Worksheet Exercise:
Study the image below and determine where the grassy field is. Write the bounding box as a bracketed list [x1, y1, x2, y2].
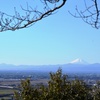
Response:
[0, 88, 14, 94]
[0, 88, 17, 100]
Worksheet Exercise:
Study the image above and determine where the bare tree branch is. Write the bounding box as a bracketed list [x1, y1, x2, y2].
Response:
[69, 0, 100, 29]
[1, 0, 100, 31]
[0, 0, 66, 32]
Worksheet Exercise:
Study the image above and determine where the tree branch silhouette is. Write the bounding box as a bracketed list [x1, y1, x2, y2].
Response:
[0, 0, 66, 32]
[69, 0, 100, 29]
[0, 0, 100, 31]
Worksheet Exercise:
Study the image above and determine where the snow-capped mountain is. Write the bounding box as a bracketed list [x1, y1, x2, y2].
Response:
[69, 58, 88, 64]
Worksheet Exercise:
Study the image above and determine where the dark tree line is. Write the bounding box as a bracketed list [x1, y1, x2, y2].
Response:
[0, 0, 100, 32]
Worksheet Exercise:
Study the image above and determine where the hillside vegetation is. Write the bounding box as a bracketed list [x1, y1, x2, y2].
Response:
[14, 69, 100, 100]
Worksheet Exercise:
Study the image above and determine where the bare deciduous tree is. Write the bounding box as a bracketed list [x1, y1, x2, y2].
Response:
[0, 0, 100, 32]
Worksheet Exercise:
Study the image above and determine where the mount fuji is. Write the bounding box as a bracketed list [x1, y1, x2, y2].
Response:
[69, 58, 88, 65]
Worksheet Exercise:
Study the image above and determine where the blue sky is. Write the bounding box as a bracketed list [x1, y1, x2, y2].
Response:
[0, 0, 100, 65]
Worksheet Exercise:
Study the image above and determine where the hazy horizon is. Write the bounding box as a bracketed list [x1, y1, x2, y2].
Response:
[0, 58, 99, 66]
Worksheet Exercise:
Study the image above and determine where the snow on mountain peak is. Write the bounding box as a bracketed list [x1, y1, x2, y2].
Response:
[70, 58, 88, 64]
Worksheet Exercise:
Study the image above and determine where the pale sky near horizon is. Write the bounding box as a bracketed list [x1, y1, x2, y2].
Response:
[0, 0, 100, 65]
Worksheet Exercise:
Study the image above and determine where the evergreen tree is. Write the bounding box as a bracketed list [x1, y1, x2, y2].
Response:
[14, 69, 100, 100]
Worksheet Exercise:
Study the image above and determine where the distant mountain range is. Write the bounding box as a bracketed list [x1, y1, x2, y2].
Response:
[0, 59, 100, 73]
